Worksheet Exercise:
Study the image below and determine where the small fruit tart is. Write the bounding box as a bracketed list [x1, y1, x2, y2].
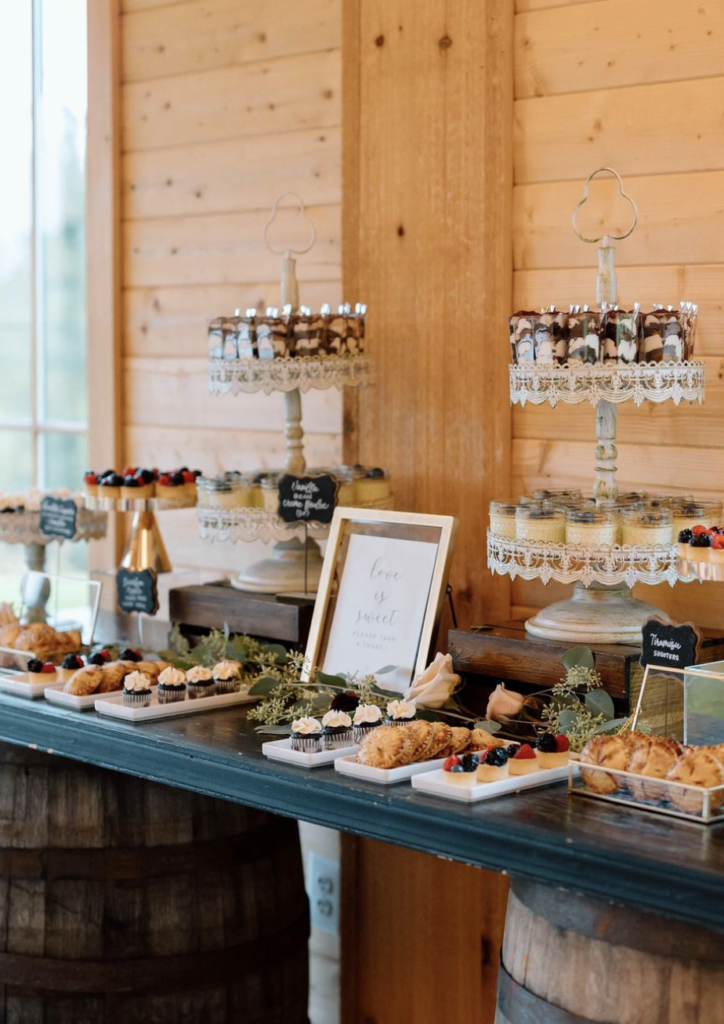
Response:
[156, 471, 187, 502]
[98, 472, 123, 500]
[508, 742, 539, 776]
[443, 752, 481, 786]
[84, 471, 99, 497]
[58, 653, 84, 684]
[24, 658, 57, 685]
[535, 732, 570, 769]
[476, 747, 510, 783]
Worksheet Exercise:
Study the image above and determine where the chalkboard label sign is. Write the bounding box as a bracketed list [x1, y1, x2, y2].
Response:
[278, 474, 339, 525]
[39, 496, 78, 540]
[641, 616, 702, 670]
[116, 568, 159, 616]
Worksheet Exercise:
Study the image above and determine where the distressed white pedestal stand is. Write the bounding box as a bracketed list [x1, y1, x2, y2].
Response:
[490, 168, 705, 643]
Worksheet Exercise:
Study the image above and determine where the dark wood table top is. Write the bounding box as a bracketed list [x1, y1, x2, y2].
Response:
[1, 690, 723, 933]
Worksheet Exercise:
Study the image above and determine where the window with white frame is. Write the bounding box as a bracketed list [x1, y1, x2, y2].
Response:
[0, 2, 88, 583]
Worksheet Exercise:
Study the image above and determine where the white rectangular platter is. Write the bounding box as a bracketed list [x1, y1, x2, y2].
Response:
[44, 686, 126, 711]
[95, 688, 257, 722]
[262, 737, 358, 768]
[0, 675, 64, 700]
[410, 763, 573, 803]
[334, 754, 447, 785]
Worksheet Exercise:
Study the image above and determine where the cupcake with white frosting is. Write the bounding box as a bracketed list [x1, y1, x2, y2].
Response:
[186, 664, 215, 699]
[291, 716, 323, 753]
[321, 709, 353, 749]
[385, 699, 417, 726]
[157, 665, 187, 704]
[212, 659, 241, 694]
[353, 703, 383, 743]
[122, 670, 153, 707]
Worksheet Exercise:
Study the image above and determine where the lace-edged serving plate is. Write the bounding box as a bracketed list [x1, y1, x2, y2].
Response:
[509, 361, 705, 408]
[0, 508, 108, 546]
[198, 495, 395, 544]
[209, 355, 374, 396]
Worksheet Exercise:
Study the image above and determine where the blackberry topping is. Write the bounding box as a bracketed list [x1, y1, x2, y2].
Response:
[100, 468, 115, 479]
[678, 529, 694, 543]
[101, 473, 123, 487]
[178, 466, 189, 473]
[27, 658, 44, 673]
[119, 648, 142, 662]
[485, 747, 509, 766]
[536, 732, 558, 753]
[61, 654, 83, 670]
[170, 471, 185, 486]
[459, 753, 480, 773]
[123, 476, 140, 488]
[691, 534, 712, 548]
[89, 652, 106, 666]
[136, 468, 155, 484]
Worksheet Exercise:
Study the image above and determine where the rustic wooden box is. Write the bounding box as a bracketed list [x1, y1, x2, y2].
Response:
[169, 581, 315, 647]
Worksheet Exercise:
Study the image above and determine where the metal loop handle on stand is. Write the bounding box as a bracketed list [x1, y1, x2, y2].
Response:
[571, 167, 638, 245]
[263, 192, 316, 257]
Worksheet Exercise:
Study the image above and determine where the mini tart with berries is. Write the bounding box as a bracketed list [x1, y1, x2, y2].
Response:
[443, 752, 481, 786]
[535, 732, 570, 769]
[23, 658, 57, 685]
[177, 467, 201, 501]
[508, 743, 539, 776]
[710, 532, 724, 564]
[677, 528, 694, 559]
[134, 468, 157, 498]
[84, 471, 99, 497]
[57, 653, 85, 684]
[476, 746, 510, 783]
[98, 472, 123, 500]
[156, 470, 187, 502]
[689, 527, 712, 563]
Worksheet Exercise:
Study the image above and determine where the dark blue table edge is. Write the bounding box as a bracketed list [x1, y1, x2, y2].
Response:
[0, 692, 722, 935]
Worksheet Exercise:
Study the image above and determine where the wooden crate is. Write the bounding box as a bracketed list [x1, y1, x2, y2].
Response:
[169, 581, 315, 647]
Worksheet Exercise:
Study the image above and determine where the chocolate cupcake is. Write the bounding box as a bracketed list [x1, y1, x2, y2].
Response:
[291, 716, 323, 754]
[321, 710, 353, 749]
[353, 704, 383, 743]
[385, 699, 417, 726]
[212, 660, 242, 695]
[122, 670, 153, 707]
[157, 665, 187, 705]
[185, 665, 216, 699]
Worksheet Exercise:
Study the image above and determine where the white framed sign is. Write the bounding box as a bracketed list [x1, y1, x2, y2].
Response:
[304, 508, 458, 693]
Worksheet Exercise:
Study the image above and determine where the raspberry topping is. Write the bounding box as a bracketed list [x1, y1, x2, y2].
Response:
[713, 535, 724, 551]
[181, 470, 195, 483]
[122, 466, 136, 478]
[443, 755, 460, 772]
[85, 472, 98, 484]
[555, 734, 570, 753]
[41, 662, 56, 674]
[158, 473, 172, 486]
[692, 524, 709, 537]
[513, 743, 536, 760]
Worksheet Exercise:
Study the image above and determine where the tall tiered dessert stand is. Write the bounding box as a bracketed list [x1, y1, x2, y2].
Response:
[488, 168, 705, 643]
[199, 194, 384, 594]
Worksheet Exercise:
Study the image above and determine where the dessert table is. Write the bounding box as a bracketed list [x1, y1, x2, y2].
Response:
[0, 688, 722, 935]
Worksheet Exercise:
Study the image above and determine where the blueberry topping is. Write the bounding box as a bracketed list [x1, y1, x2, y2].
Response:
[100, 468, 115, 479]
[27, 658, 44, 673]
[123, 476, 140, 487]
[89, 652, 106, 666]
[119, 648, 142, 662]
[691, 534, 712, 548]
[61, 654, 83, 670]
[485, 748, 509, 766]
[101, 473, 123, 487]
[678, 529, 694, 543]
[170, 471, 185, 486]
[136, 468, 155, 484]
[459, 753, 480, 773]
[536, 732, 558, 753]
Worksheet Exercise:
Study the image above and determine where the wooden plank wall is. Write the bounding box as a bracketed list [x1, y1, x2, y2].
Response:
[119, 0, 343, 578]
[512, 0, 724, 627]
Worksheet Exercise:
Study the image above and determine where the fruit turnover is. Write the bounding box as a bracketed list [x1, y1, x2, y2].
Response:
[509, 742, 540, 776]
[535, 732, 570, 769]
[443, 752, 481, 786]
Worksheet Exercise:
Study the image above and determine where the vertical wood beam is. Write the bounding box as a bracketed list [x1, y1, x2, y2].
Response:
[87, 0, 122, 568]
[343, 0, 513, 630]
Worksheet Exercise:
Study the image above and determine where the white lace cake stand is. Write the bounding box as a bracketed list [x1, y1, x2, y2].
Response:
[510, 361, 705, 409]
[209, 355, 373, 396]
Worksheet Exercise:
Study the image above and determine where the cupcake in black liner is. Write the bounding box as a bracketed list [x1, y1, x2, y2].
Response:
[290, 716, 323, 754]
[122, 670, 153, 707]
[157, 665, 187, 705]
[212, 659, 242, 694]
[353, 703, 383, 743]
[321, 710, 353, 749]
[185, 665, 216, 699]
[385, 699, 417, 726]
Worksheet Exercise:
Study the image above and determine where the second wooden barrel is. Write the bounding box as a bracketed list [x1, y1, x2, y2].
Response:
[496, 879, 724, 1024]
[0, 744, 309, 1023]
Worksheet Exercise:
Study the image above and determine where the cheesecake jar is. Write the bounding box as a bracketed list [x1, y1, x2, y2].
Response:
[489, 502, 519, 539]
[565, 508, 618, 547]
[620, 507, 674, 547]
[516, 507, 565, 544]
[196, 475, 249, 510]
[670, 499, 722, 536]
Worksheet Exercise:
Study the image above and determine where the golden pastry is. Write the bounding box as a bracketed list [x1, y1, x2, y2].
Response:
[64, 666, 103, 696]
[96, 662, 132, 693]
[627, 739, 681, 803]
[425, 722, 453, 759]
[357, 726, 411, 769]
[448, 727, 472, 755]
[579, 734, 637, 795]
[406, 720, 434, 762]
[667, 751, 724, 815]
[468, 729, 508, 752]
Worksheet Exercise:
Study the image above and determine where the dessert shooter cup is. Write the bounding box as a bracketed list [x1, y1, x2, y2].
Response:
[670, 499, 723, 536]
[510, 312, 537, 363]
[489, 501, 519, 539]
[515, 507, 565, 544]
[662, 308, 685, 362]
[565, 508, 618, 547]
[620, 507, 674, 547]
[603, 308, 641, 365]
[567, 308, 602, 365]
[640, 310, 667, 363]
[261, 473, 282, 514]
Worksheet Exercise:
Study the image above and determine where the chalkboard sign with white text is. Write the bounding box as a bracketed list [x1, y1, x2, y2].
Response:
[116, 568, 159, 616]
[39, 496, 78, 540]
[641, 616, 702, 671]
[278, 474, 339, 525]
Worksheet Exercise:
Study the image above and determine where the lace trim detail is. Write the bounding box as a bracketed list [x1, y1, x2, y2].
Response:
[209, 355, 374, 395]
[0, 509, 108, 547]
[198, 497, 394, 544]
[509, 360, 705, 408]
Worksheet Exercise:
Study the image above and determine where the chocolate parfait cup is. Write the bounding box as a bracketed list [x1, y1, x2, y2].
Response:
[567, 309, 602, 365]
[662, 311, 684, 363]
[640, 310, 666, 363]
[603, 308, 641, 365]
[510, 311, 537, 364]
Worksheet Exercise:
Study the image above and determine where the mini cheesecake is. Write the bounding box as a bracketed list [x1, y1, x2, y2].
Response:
[23, 658, 57, 685]
[443, 752, 481, 786]
[535, 732, 570, 769]
[508, 743, 539, 776]
[476, 747, 510, 783]
[57, 654, 84, 684]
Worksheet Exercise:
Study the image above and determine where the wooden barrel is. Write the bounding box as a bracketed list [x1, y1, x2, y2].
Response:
[0, 744, 308, 1023]
[496, 879, 724, 1024]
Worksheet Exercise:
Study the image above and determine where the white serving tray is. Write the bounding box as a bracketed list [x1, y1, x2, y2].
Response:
[262, 737, 358, 768]
[45, 685, 140, 711]
[334, 754, 447, 785]
[95, 687, 256, 722]
[0, 674, 64, 700]
[411, 762, 573, 802]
